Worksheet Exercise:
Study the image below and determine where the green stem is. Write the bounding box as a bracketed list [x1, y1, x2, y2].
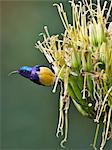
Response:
[92, 123, 100, 150]
[68, 78, 95, 118]
[69, 75, 84, 105]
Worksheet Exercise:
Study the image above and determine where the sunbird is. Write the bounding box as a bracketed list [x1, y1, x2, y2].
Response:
[9, 65, 55, 86]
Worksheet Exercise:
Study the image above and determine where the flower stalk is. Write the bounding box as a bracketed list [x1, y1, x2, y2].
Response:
[35, 0, 112, 149]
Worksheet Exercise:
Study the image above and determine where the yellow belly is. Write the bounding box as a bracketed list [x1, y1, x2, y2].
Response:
[38, 67, 55, 86]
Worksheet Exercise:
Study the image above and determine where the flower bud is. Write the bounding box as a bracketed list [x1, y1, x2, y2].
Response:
[89, 22, 106, 47]
[89, 23, 98, 47]
[99, 42, 106, 62]
[96, 22, 106, 46]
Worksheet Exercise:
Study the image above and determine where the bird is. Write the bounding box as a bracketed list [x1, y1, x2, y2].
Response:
[9, 65, 55, 86]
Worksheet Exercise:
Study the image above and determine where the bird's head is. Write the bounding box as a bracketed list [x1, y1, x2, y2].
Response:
[18, 66, 32, 78]
[9, 66, 32, 78]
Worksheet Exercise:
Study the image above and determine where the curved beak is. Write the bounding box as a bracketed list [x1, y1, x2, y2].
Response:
[8, 70, 19, 76]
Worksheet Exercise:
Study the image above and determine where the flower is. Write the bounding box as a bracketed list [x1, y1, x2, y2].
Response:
[35, 0, 112, 149]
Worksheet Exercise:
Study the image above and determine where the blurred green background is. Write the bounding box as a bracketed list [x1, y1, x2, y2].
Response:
[1, 0, 112, 149]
